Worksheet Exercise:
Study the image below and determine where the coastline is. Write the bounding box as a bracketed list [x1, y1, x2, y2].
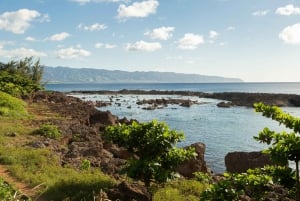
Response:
[68, 89, 300, 107]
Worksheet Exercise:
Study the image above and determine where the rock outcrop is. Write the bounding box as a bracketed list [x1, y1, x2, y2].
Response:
[225, 151, 274, 173]
[177, 142, 210, 177]
[71, 90, 300, 107]
[108, 181, 151, 201]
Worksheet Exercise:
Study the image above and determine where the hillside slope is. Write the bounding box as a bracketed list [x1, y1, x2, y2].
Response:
[43, 66, 243, 83]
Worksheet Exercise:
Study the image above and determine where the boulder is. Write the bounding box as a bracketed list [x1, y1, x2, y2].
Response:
[177, 142, 209, 178]
[217, 101, 233, 108]
[107, 181, 151, 201]
[89, 110, 117, 126]
[225, 151, 274, 173]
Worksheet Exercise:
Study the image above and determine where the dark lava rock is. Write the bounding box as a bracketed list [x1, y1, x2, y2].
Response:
[108, 181, 151, 201]
[177, 142, 210, 177]
[217, 101, 233, 108]
[225, 151, 275, 173]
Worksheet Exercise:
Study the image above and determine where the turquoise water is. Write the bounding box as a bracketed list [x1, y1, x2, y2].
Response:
[46, 83, 300, 173]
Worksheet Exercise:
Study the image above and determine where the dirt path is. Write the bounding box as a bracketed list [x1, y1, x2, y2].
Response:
[0, 165, 44, 200]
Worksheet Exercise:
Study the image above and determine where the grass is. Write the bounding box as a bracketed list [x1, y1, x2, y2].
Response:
[152, 179, 208, 201]
[0, 91, 28, 118]
[0, 177, 32, 201]
[0, 147, 116, 200]
[0, 95, 116, 201]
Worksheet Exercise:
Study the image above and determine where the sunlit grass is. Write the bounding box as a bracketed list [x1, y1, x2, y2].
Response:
[0, 91, 28, 118]
[0, 147, 116, 200]
[152, 179, 208, 201]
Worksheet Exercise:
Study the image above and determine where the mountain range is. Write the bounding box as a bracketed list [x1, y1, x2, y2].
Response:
[42, 66, 243, 83]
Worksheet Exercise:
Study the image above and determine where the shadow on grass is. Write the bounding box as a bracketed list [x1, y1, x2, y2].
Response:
[40, 179, 114, 201]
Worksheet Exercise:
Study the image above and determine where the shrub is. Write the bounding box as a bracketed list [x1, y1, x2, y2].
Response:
[33, 123, 61, 139]
[0, 91, 28, 118]
[80, 159, 91, 171]
[0, 57, 44, 97]
[104, 120, 196, 186]
[254, 102, 300, 199]
[200, 171, 272, 201]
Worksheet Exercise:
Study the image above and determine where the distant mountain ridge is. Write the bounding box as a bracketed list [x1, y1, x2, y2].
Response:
[43, 66, 243, 83]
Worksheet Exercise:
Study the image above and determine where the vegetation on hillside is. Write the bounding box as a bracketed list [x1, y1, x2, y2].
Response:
[0, 91, 28, 118]
[0, 57, 44, 97]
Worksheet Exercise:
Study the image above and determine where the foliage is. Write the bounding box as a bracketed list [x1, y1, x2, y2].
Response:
[254, 102, 300, 199]
[104, 120, 196, 186]
[0, 147, 115, 201]
[153, 179, 207, 201]
[80, 159, 91, 171]
[200, 169, 273, 201]
[0, 177, 32, 201]
[0, 91, 28, 118]
[32, 123, 62, 139]
[0, 57, 44, 97]
[194, 172, 213, 184]
[248, 165, 295, 189]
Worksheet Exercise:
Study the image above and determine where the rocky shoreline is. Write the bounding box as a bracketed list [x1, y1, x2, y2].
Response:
[26, 90, 296, 200]
[69, 89, 300, 107]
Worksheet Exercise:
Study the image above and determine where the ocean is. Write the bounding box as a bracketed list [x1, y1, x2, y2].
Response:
[46, 82, 300, 173]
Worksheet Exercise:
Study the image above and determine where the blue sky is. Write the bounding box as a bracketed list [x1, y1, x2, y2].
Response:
[0, 0, 299, 82]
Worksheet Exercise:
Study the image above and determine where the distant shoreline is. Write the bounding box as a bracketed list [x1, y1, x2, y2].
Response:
[67, 90, 300, 107]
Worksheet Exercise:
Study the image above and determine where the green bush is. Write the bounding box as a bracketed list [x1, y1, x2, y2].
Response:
[80, 159, 91, 171]
[104, 120, 195, 186]
[0, 57, 44, 97]
[0, 91, 28, 118]
[200, 169, 274, 201]
[33, 123, 61, 139]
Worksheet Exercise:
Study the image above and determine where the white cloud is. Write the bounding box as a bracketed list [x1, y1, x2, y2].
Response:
[226, 26, 235, 31]
[48, 32, 70, 41]
[70, 0, 90, 5]
[95, 43, 117, 49]
[105, 44, 117, 49]
[78, 23, 107, 31]
[209, 30, 219, 39]
[117, 0, 159, 19]
[125, 40, 161, 52]
[252, 10, 269, 16]
[95, 43, 104, 48]
[0, 47, 47, 58]
[177, 33, 204, 50]
[0, 9, 43, 34]
[144, 26, 175, 40]
[25, 36, 37, 41]
[70, 0, 130, 5]
[56, 47, 91, 59]
[276, 4, 300, 16]
[279, 23, 300, 45]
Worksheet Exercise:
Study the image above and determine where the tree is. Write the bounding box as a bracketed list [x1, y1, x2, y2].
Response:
[0, 57, 44, 97]
[254, 102, 300, 199]
[104, 120, 196, 187]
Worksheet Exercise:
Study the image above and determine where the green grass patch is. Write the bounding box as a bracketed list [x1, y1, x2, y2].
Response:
[32, 123, 62, 139]
[0, 147, 116, 201]
[0, 91, 28, 118]
[153, 179, 208, 201]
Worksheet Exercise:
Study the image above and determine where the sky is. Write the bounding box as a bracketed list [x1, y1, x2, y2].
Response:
[0, 0, 300, 82]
